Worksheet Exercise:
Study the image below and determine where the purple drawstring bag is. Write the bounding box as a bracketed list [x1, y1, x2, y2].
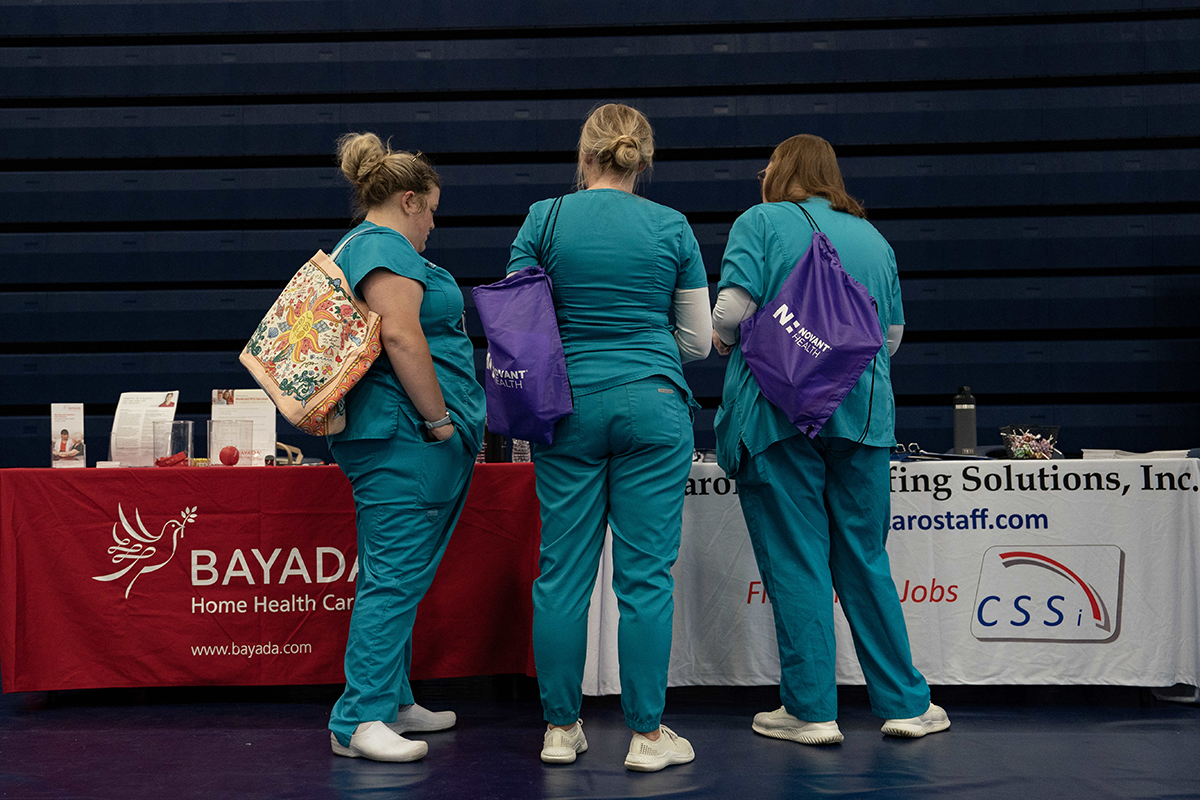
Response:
[472, 198, 573, 445]
[739, 205, 884, 439]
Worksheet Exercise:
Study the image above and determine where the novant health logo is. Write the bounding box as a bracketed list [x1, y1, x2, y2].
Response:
[486, 350, 527, 388]
[93, 504, 198, 599]
[971, 544, 1124, 643]
[771, 304, 832, 358]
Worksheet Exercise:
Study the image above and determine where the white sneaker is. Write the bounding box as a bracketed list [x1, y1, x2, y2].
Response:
[752, 706, 844, 745]
[330, 721, 428, 762]
[881, 703, 951, 738]
[624, 725, 695, 772]
[389, 703, 456, 734]
[541, 720, 587, 764]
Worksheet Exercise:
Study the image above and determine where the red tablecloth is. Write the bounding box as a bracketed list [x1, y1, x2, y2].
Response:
[0, 464, 540, 692]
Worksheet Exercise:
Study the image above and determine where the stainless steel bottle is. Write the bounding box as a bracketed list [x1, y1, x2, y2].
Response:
[953, 386, 977, 455]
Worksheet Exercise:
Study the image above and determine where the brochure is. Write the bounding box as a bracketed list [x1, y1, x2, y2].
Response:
[212, 389, 276, 466]
[110, 391, 179, 467]
[50, 403, 85, 468]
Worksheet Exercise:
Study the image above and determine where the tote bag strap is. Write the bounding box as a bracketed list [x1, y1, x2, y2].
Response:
[537, 196, 565, 263]
[329, 227, 377, 263]
[328, 227, 391, 307]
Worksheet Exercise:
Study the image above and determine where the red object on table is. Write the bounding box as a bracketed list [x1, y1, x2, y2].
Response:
[218, 446, 240, 466]
[0, 464, 540, 692]
[154, 451, 188, 468]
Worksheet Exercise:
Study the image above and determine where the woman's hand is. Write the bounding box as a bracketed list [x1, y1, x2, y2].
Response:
[712, 330, 733, 357]
[428, 422, 455, 442]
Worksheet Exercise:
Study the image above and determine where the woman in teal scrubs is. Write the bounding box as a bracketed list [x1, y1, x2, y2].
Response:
[711, 134, 949, 745]
[507, 104, 712, 772]
[325, 133, 485, 762]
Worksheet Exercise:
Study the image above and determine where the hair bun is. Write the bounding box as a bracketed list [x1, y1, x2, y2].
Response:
[355, 151, 385, 181]
[337, 132, 387, 188]
[610, 135, 641, 169]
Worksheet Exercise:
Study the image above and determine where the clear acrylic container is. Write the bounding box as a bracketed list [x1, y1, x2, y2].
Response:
[208, 419, 253, 467]
[153, 420, 193, 467]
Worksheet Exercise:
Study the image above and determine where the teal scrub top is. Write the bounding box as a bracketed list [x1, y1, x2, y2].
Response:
[715, 198, 904, 474]
[327, 222, 485, 454]
[507, 189, 708, 406]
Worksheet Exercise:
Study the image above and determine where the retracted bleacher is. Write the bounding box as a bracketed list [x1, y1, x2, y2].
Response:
[2, 1, 1197, 465]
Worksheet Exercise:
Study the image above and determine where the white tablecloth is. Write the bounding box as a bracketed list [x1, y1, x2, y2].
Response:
[583, 458, 1200, 692]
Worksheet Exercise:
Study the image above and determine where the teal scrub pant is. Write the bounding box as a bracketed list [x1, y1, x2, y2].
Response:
[531, 377, 694, 733]
[735, 435, 929, 721]
[328, 429, 475, 746]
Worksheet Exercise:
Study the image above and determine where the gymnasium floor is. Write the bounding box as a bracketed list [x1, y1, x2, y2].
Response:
[2, 679, 1198, 799]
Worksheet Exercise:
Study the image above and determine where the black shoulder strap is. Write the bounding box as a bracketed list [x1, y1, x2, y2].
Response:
[537, 196, 565, 263]
[792, 201, 821, 233]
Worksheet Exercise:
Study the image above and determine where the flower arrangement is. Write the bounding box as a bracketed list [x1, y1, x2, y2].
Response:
[1001, 425, 1061, 459]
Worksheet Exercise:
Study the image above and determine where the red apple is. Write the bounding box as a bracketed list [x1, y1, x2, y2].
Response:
[219, 445, 240, 466]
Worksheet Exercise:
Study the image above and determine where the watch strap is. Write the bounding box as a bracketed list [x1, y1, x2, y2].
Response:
[423, 412, 452, 430]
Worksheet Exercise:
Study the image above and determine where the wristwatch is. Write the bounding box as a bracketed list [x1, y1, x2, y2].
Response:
[423, 411, 453, 430]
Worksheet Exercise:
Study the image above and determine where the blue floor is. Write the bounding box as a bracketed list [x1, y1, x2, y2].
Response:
[2, 680, 1198, 799]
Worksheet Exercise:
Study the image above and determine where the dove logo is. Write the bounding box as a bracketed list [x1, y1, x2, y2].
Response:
[93, 504, 198, 599]
[971, 544, 1124, 643]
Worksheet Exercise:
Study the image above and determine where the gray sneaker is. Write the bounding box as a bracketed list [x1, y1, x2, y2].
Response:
[541, 720, 588, 764]
[881, 703, 951, 738]
[752, 706, 844, 745]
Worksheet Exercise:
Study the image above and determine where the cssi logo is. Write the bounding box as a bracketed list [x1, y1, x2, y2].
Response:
[971, 545, 1124, 644]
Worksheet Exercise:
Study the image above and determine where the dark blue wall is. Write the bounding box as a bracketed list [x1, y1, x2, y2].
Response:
[2, 2, 1198, 465]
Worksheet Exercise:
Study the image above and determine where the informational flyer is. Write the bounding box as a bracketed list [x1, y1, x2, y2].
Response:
[109, 392, 179, 467]
[211, 389, 276, 466]
[50, 403, 85, 468]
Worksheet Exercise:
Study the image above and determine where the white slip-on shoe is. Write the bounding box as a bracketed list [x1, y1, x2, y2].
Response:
[541, 720, 588, 764]
[389, 703, 456, 734]
[624, 725, 695, 772]
[752, 706, 844, 745]
[330, 721, 428, 762]
[881, 703, 951, 738]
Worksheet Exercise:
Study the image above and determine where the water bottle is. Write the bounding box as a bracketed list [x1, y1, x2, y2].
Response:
[483, 429, 506, 463]
[953, 386, 977, 455]
[511, 439, 531, 462]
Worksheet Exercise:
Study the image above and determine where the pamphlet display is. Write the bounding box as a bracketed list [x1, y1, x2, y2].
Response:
[50, 404, 85, 468]
[211, 389, 275, 466]
[109, 392, 179, 468]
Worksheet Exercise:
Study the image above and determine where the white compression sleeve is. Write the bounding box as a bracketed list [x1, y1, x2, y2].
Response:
[888, 324, 904, 356]
[711, 286, 758, 346]
[673, 287, 713, 362]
